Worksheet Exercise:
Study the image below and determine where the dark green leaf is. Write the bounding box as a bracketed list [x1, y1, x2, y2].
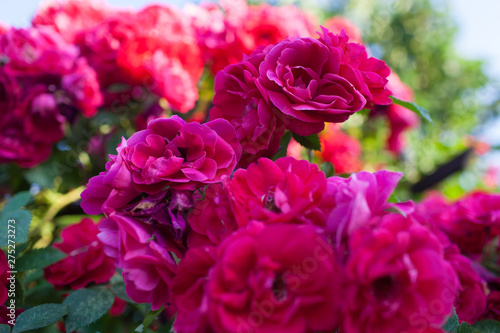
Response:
[12, 303, 67, 333]
[473, 319, 500, 333]
[320, 162, 335, 177]
[291, 133, 321, 151]
[443, 309, 459, 332]
[0, 324, 10, 333]
[391, 96, 434, 124]
[63, 288, 114, 332]
[24, 163, 58, 189]
[16, 247, 67, 272]
[0, 210, 32, 247]
[1, 192, 31, 215]
[457, 322, 474, 333]
[134, 307, 164, 333]
[272, 131, 292, 160]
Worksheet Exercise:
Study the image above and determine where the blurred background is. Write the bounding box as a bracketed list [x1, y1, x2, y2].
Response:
[1, 0, 500, 199]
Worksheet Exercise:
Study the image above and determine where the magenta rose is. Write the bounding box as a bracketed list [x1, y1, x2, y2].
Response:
[172, 222, 342, 333]
[342, 213, 458, 333]
[187, 183, 237, 248]
[326, 170, 414, 245]
[210, 47, 285, 167]
[0, 26, 79, 77]
[445, 244, 487, 323]
[226, 157, 335, 227]
[44, 218, 116, 290]
[319, 27, 392, 106]
[81, 116, 241, 215]
[98, 213, 178, 310]
[257, 34, 367, 136]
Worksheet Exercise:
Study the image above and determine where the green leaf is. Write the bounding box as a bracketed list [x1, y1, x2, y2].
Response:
[320, 161, 335, 177]
[391, 96, 434, 124]
[443, 309, 459, 332]
[16, 247, 67, 272]
[1, 192, 31, 215]
[63, 288, 114, 332]
[474, 319, 500, 333]
[0, 324, 10, 333]
[12, 303, 67, 333]
[0, 210, 32, 247]
[291, 133, 321, 151]
[110, 276, 134, 303]
[134, 307, 164, 333]
[272, 131, 292, 160]
[457, 322, 474, 333]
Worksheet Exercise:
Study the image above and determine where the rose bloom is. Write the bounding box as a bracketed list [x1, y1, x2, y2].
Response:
[172, 222, 342, 333]
[32, 0, 116, 43]
[187, 183, 238, 248]
[481, 291, 500, 321]
[319, 123, 362, 174]
[441, 192, 500, 256]
[445, 245, 487, 323]
[210, 46, 285, 167]
[0, 305, 23, 326]
[0, 251, 8, 305]
[226, 157, 335, 227]
[98, 213, 178, 310]
[44, 218, 116, 290]
[81, 116, 241, 215]
[257, 33, 367, 136]
[326, 170, 414, 246]
[342, 213, 458, 333]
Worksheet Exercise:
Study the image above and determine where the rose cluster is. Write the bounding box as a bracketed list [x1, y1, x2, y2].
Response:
[77, 113, 500, 332]
[210, 27, 392, 166]
[0, 26, 102, 167]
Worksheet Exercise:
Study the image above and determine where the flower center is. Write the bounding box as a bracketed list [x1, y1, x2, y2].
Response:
[263, 192, 281, 213]
[371, 276, 396, 300]
[272, 274, 288, 302]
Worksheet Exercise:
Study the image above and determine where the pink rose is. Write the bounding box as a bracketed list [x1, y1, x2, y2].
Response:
[210, 47, 285, 167]
[44, 218, 115, 289]
[342, 213, 458, 333]
[81, 116, 241, 215]
[226, 157, 335, 227]
[257, 33, 367, 136]
[445, 245, 487, 323]
[172, 223, 342, 333]
[98, 213, 178, 310]
[187, 183, 237, 248]
[0, 27, 79, 77]
[326, 170, 414, 245]
[323, 17, 363, 44]
[481, 291, 500, 321]
[32, 0, 115, 43]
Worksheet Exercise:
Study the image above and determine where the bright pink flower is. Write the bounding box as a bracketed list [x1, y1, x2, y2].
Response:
[442, 192, 500, 256]
[226, 157, 335, 227]
[258, 33, 367, 136]
[319, 27, 392, 106]
[326, 170, 414, 245]
[323, 16, 363, 44]
[210, 47, 285, 167]
[0, 23, 7, 35]
[187, 183, 237, 248]
[32, 0, 115, 43]
[319, 123, 362, 174]
[342, 213, 458, 333]
[0, 251, 8, 305]
[98, 213, 178, 310]
[444, 245, 487, 323]
[44, 218, 116, 290]
[81, 116, 241, 215]
[172, 223, 342, 333]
